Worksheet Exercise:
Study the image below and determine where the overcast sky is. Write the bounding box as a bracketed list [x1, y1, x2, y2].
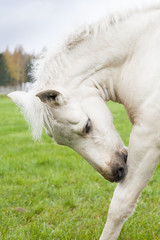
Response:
[0, 0, 159, 54]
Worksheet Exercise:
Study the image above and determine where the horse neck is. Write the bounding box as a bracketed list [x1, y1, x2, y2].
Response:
[65, 10, 158, 103]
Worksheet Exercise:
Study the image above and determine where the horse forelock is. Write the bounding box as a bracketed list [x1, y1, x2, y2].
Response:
[22, 93, 45, 141]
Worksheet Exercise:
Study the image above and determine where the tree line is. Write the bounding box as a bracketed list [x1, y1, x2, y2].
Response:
[0, 46, 32, 86]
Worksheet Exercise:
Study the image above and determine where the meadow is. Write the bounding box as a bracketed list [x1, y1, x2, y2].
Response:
[0, 95, 159, 240]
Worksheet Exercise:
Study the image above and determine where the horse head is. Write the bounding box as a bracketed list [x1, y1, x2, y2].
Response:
[8, 86, 127, 182]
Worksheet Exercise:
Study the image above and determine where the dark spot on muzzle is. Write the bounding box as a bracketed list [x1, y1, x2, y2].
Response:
[116, 150, 128, 163]
[111, 150, 128, 182]
[122, 151, 128, 163]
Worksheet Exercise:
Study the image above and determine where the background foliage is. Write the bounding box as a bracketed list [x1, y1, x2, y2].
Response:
[0, 47, 32, 86]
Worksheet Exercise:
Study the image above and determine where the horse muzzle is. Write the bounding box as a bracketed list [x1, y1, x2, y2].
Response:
[101, 151, 128, 182]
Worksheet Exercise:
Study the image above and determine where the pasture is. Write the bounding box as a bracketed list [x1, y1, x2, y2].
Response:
[0, 95, 159, 240]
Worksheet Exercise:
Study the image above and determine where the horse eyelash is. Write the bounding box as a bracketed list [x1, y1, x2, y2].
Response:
[84, 119, 91, 134]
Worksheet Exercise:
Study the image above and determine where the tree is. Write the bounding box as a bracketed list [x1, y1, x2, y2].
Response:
[12, 46, 25, 85]
[0, 53, 12, 86]
[3, 48, 17, 84]
[1, 46, 33, 86]
[24, 54, 32, 82]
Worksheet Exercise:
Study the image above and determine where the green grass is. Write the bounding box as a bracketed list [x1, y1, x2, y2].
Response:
[0, 96, 159, 240]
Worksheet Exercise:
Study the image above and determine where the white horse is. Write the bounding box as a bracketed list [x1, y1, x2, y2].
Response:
[8, 5, 160, 240]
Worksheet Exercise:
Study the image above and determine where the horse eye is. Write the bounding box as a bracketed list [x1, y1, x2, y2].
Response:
[84, 119, 91, 134]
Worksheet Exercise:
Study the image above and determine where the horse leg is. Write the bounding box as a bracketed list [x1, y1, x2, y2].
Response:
[99, 124, 160, 240]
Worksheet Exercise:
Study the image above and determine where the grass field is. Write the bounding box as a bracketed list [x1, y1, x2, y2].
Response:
[0, 95, 159, 240]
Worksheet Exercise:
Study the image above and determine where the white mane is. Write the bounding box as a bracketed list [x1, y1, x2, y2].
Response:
[31, 4, 160, 88]
[27, 4, 160, 140]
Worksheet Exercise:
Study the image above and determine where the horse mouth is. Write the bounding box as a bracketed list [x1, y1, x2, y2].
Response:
[101, 164, 128, 183]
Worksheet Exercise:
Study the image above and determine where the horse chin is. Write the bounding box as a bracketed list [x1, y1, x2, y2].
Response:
[102, 173, 126, 183]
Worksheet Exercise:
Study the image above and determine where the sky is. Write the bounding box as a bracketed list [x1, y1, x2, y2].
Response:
[0, 0, 159, 54]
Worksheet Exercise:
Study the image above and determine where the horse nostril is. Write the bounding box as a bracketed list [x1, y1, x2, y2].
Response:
[117, 167, 125, 179]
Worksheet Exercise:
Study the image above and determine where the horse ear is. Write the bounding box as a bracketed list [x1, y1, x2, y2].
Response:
[8, 91, 29, 108]
[36, 90, 64, 106]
